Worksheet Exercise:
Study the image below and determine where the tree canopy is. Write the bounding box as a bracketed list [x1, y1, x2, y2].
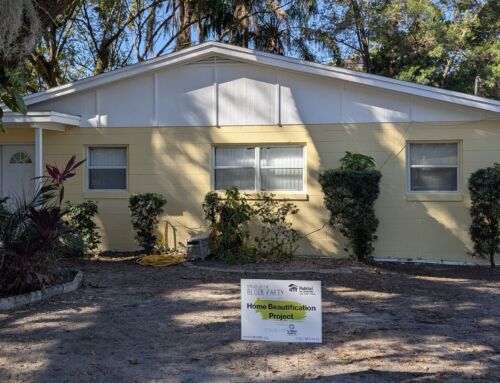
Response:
[1, 0, 499, 101]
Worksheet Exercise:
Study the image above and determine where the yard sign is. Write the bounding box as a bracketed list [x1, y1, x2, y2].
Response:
[241, 279, 322, 343]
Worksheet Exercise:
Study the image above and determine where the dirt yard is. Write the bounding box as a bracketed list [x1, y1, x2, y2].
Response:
[0, 259, 499, 383]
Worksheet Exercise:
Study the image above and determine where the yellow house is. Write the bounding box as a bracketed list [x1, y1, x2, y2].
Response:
[1, 42, 499, 264]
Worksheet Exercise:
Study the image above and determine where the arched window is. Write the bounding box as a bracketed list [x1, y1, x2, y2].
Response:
[9, 152, 32, 164]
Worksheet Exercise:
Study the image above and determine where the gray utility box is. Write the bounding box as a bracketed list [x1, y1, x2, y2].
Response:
[186, 235, 210, 260]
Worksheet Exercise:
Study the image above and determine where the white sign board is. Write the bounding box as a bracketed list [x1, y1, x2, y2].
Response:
[241, 279, 322, 343]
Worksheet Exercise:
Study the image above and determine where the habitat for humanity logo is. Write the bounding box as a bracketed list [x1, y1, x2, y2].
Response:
[287, 323, 297, 336]
[288, 283, 315, 296]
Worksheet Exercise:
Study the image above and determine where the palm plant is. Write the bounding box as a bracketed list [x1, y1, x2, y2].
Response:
[195, 0, 311, 54]
[0, 155, 85, 294]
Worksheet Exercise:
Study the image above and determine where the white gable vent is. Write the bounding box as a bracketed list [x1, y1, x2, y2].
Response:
[186, 55, 240, 65]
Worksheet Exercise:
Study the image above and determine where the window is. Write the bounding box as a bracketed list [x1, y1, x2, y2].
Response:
[408, 142, 459, 192]
[214, 146, 304, 192]
[87, 147, 127, 190]
[9, 152, 32, 164]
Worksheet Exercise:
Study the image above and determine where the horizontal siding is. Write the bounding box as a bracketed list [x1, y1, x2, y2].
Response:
[1, 121, 498, 264]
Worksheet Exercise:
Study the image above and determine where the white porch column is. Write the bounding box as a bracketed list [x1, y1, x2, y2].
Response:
[34, 126, 43, 192]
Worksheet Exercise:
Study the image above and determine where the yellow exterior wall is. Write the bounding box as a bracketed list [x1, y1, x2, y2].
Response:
[0, 129, 34, 143]
[2, 121, 499, 263]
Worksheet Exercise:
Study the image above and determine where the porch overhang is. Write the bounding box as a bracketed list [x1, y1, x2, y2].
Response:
[2, 111, 80, 191]
[2, 111, 81, 131]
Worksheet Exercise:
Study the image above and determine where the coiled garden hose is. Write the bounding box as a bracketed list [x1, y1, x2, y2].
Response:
[136, 254, 186, 267]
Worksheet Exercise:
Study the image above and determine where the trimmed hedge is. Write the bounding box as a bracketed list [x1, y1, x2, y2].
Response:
[319, 153, 382, 263]
[129, 193, 167, 253]
[468, 164, 500, 268]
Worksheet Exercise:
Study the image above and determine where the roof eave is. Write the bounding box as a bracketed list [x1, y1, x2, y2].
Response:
[3, 111, 81, 129]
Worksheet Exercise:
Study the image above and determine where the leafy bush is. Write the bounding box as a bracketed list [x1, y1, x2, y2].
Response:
[128, 193, 167, 253]
[66, 200, 101, 254]
[0, 155, 85, 294]
[340, 151, 377, 171]
[319, 152, 382, 263]
[202, 187, 300, 264]
[203, 188, 255, 264]
[253, 194, 300, 262]
[57, 232, 86, 258]
[468, 163, 500, 268]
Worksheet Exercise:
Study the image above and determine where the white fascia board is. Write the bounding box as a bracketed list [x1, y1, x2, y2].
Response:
[3, 111, 81, 127]
[21, 41, 500, 114]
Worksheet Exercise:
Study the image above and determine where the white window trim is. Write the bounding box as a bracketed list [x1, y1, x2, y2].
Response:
[406, 141, 461, 193]
[85, 146, 128, 192]
[212, 145, 306, 194]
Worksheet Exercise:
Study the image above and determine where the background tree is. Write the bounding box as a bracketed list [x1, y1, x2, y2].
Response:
[1, 0, 498, 98]
[26, 0, 81, 90]
[0, 0, 40, 130]
[312, 0, 499, 98]
[0, 0, 78, 130]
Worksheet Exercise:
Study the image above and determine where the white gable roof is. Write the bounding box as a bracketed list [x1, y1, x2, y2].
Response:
[23, 42, 500, 113]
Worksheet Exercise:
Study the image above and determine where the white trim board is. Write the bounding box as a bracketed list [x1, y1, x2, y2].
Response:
[3, 111, 81, 128]
[16, 42, 500, 114]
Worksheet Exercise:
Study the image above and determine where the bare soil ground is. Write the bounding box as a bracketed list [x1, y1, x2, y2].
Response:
[0, 259, 499, 383]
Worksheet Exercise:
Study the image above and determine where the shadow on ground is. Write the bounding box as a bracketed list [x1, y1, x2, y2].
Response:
[0, 260, 499, 382]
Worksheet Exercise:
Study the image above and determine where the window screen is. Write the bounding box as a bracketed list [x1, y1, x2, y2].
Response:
[214, 146, 304, 192]
[88, 147, 127, 190]
[408, 143, 459, 192]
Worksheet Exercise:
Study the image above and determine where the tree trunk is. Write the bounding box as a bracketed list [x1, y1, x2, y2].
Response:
[94, 49, 109, 75]
[29, 54, 60, 88]
[175, 0, 192, 51]
[234, 1, 250, 48]
[350, 0, 371, 73]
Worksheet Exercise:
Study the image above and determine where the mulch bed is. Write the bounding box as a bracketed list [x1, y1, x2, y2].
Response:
[0, 268, 77, 299]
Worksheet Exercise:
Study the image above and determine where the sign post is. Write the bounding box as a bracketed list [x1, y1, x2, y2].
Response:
[241, 279, 322, 343]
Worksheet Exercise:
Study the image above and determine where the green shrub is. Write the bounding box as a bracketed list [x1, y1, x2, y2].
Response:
[57, 232, 86, 258]
[202, 187, 255, 264]
[0, 155, 85, 294]
[202, 187, 300, 264]
[468, 163, 500, 268]
[128, 193, 167, 253]
[319, 152, 382, 263]
[340, 151, 377, 171]
[0, 197, 8, 219]
[66, 201, 101, 254]
[253, 194, 300, 262]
